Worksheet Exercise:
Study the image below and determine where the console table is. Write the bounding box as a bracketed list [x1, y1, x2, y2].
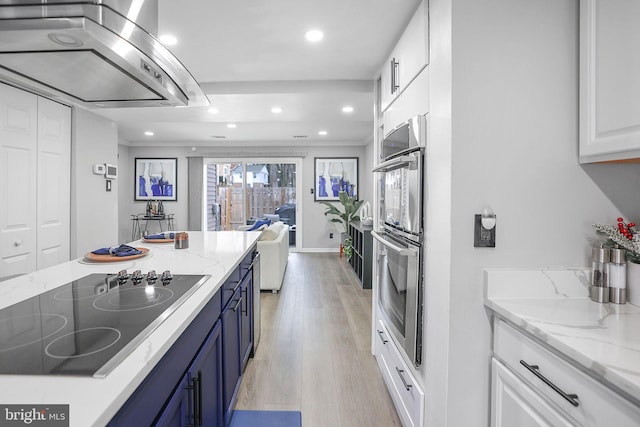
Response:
[348, 221, 373, 289]
[131, 214, 175, 240]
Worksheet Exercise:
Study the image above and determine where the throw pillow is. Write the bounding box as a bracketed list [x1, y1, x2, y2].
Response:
[247, 218, 270, 231]
[259, 228, 278, 241]
[269, 221, 284, 235]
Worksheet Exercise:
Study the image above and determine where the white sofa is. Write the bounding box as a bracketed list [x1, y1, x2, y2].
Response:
[238, 221, 289, 292]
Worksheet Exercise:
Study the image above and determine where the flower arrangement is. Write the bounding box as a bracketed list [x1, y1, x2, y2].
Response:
[593, 217, 640, 263]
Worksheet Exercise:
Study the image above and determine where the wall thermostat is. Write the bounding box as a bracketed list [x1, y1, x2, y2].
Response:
[93, 164, 105, 175]
[105, 163, 118, 179]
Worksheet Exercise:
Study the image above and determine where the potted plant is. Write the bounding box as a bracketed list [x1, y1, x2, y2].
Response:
[319, 191, 364, 259]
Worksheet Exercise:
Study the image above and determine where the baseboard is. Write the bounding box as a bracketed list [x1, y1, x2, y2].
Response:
[299, 248, 339, 253]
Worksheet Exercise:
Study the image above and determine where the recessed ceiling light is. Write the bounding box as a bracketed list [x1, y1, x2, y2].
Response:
[227, 123, 237, 129]
[144, 131, 154, 136]
[271, 107, 283, 114]
[305, 29, 324, 42]
[318, 130, 328, 136]
[208, 108, 219, 114]
[342, 106, 354, 113]
[159, 34, 177, 46]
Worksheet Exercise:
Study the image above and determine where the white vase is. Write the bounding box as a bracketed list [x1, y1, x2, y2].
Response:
[627, 261, 640, 306]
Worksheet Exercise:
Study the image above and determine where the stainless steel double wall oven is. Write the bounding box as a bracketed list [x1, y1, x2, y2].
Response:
[373, 115, 426, 368]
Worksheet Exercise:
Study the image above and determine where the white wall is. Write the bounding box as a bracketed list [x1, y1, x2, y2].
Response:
[117, 144, 370, 250]
[71, 109, 119, 257]
[423, 0, 640, 426]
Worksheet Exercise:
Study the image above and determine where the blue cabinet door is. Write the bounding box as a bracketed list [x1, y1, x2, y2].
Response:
[191, 319, 223, 427]
[154, 375, 190, 427]
[155, 319, 223, 427]
[222, 288, 242, 425]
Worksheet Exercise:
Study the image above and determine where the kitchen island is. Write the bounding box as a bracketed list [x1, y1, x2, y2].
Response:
[484, 268, 640, 425]
[0, 231, 260, 427]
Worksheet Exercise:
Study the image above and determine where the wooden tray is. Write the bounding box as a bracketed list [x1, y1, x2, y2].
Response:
[142, 238, 174, 243]
[84, 247, 149, 262]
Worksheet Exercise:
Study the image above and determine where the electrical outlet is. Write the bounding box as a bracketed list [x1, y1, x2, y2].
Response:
[329, 233, 334, 239]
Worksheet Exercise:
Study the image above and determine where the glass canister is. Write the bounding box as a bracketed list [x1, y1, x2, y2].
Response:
[609, 248, 626, 304]
[590, 246, 610, 303]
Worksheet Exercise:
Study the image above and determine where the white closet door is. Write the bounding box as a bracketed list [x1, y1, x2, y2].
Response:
[36, 97, 70, 269]
[0, 84, 37, 278]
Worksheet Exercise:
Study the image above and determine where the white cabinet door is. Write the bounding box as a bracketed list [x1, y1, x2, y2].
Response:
[491, 358, 575, 427]
[0, 84, 38, 278]
[382, 67, 429, 135]
[380, 1, 428, 113]
[580, 0, 640, 162]
[37, 98, 70, 269]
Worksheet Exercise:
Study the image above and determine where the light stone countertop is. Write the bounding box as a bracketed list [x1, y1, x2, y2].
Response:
[484, 268, 640, 406]
[0, 231, 260, 427]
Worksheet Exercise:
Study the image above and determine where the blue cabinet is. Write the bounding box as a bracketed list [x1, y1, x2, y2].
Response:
[107, 291, 222, 427]
[107, 245, 257, 427]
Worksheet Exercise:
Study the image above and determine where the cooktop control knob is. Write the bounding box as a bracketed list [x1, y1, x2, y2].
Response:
[161, 270, 173, 286]
[146, 270, 157, 284]
[117, 270, 129, 285]
[131, 270, 143, 285]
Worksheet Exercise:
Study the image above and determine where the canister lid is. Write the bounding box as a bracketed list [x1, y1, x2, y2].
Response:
[592, 246, 611, 263]
[610, 248, 626, 264]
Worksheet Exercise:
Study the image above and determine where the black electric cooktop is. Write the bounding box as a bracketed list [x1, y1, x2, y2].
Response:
[0, 272, 209, 377]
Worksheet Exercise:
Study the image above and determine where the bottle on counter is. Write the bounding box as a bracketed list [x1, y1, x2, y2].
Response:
[609, 248, 626, 304]
[590, 246, 610, 303]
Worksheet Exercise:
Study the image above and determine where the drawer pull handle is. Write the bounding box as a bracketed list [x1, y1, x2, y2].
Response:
[377, 329, 388, 344]
[520, 360, 579, 407]
[395, 367, 413, 391]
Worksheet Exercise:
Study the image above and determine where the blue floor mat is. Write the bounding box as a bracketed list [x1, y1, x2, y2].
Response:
[229, 410, 302, 427]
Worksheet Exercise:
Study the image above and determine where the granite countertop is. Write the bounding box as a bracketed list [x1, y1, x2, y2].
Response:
[0, 231, 260, 427]
[484, 268, 640, 406]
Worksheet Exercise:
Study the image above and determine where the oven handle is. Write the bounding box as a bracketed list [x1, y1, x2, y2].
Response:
[372, 231, 418, 257]
[372, 155, 417, 172]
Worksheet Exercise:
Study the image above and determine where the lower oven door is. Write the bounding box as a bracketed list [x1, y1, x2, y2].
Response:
[372, 230, 422, 367]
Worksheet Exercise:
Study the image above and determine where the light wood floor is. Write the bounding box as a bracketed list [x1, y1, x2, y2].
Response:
[235, 252, 402, 427]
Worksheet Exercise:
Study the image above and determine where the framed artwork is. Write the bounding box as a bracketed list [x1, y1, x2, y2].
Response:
[314, 157, 358, 201]
[134, 158, 177, 201]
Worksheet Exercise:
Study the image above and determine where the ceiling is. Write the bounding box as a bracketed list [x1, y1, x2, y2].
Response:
[96, 0, 421, 147]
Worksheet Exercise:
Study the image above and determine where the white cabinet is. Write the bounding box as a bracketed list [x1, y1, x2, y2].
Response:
[380, 1, 428, 113]
[0, 83, 70, 278]
[579, 0, 640, 163]
[374, 319, 424, 427]
[491, 319, 640, 427]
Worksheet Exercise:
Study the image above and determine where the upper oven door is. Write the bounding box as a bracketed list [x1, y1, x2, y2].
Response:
[381, 115, 426, 160]
[373, 149, 423, 239]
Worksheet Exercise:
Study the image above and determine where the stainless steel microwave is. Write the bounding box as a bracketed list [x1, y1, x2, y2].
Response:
[380, 115, 426, 161]
[373, 115, 426, 243]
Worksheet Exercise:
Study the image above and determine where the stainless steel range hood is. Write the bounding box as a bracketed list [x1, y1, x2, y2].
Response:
[0, 1, 208, 108]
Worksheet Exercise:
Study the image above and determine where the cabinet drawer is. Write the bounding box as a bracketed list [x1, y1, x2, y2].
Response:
[493, 319, 640, 426]
[492, 357, 574, 427]
[374, 320, 424, 427]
